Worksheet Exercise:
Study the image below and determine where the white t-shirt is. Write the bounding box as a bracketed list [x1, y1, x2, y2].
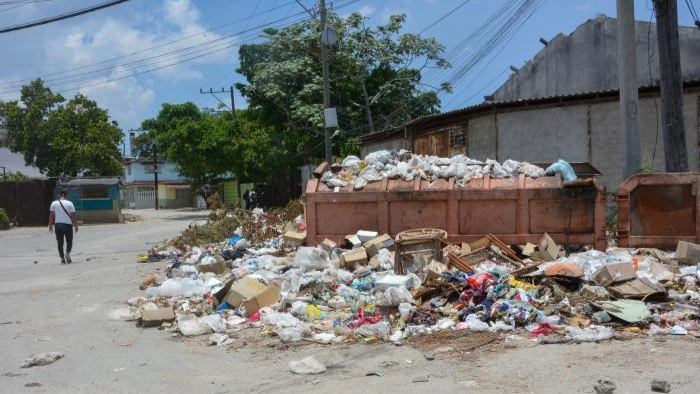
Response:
[50, 199, 76, 225]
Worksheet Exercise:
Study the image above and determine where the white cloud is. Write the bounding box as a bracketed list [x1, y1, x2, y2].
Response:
[358, 5, 376, 17]
[8, 0, 240, 128]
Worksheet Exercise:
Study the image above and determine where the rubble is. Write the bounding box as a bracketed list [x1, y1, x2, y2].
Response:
[121, 194, 700, 354]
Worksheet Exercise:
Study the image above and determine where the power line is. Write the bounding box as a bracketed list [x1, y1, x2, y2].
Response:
[0, 0, 134, 34]
[684, 0, 700, 26]
[419, 0, 473, 34]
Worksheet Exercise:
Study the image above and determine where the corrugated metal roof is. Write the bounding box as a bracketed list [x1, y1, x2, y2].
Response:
[66, 177, 122, 186]
[359, 79, 700, 142]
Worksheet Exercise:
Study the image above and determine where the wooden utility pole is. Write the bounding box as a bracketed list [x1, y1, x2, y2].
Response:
[617, 0, 641, 177]
[653, 0, 688, 172]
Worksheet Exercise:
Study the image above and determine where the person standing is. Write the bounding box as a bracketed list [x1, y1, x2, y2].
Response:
[48, 190, 78, 264]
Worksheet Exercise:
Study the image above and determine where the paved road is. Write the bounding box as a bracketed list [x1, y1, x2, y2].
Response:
[1, 209, 698, 394]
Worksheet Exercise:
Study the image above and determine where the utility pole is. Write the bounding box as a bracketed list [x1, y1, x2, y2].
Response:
[319, 0, 336, 165]
[653, 0, 688, 172]
[617, 0, 641, 177]
[153, 143, 159, 210]
[199, 87, 236, 118]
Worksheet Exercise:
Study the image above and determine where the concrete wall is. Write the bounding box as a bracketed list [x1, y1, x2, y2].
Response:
[457, 92, 699, 192]
[494, 16, 700, 101]
[361, 136, 409, 158]
[467, 114, 497, 160]
[497, 106, 590, 163]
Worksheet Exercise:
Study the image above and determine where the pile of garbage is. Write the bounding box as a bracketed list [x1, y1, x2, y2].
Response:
[319, 150, 571, 190]
[121, 208, 700, 348]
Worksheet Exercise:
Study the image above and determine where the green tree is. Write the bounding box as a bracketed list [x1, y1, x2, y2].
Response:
[0, 79, 123, 177]
[236, 12, 450, 161]
[138, 103, 235, 197]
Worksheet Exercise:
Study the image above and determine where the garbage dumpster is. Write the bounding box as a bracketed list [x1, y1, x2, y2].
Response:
[617, 173, 700, 248]
[305, 173, 606, 250]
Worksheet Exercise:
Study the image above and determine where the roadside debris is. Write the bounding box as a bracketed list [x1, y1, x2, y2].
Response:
[593, 379, 617, 394]
[119, 154, 700, 355]
[651, 379, 671, 393]
[21, 352, 64, 368]
[289, 356, 326, 375]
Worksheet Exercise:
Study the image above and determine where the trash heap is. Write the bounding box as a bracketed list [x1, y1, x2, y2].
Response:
[123, 208, 700, 347]
[319, 149, 555, 189]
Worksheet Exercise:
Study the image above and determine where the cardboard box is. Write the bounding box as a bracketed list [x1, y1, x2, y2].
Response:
[223, 277, 280, 314]
[283, 230, 307, 245]
[345, 234, 362, 248]
[375, 274, 414, 291]
[592, 262, 637, 287]
[340, 248, 368, 268]
[319, 238, 337, 253]
[674, 241, 700, 265]
[196, 257, 226, 274]
[356, 230, 379, 243]
[521, 243, 537, 257]
[141, 306, 176, 328]
[363, 234, 395, 257]
[537, 233, 560, 262]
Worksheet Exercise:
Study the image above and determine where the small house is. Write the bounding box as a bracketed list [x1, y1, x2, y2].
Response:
[64, 177, 122, 223]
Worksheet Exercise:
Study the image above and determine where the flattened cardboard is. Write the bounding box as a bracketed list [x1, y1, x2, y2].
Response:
[592, 262, 637, 287]
[141, 307, 176, 327]
[375, 274, 414, 291]
[607, 278, 666, 299]
[243, 284, 280, 315]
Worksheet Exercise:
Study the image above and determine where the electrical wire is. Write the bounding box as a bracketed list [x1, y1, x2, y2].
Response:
[684, 0, 699, 24]
[0, 0, 134, 34]
[0, 0, 363, 97]
[647, 9, 661, 169]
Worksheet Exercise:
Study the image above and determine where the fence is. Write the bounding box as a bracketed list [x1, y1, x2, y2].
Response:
[0, 179, 57, 225]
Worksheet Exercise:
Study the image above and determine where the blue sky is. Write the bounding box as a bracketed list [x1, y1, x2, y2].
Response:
[0, 0, 697, 142]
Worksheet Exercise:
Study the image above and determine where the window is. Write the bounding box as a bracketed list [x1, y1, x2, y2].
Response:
[175, 188, 190, 199]
[126, 165, 132, 175]
[144, 164, 155, 174]
[449, 126, 466, 148]
[82, 188, 108, 199]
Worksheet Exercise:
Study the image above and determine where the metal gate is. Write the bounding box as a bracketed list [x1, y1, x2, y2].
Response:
[0, 179, 56, 226]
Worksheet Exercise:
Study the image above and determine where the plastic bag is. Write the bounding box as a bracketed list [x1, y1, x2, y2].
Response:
[545, 159, 577, 182]
[364, 150, 394, 165]
[289, 356, 326, 375]
[566, 325, 614, 342]
[178, 317, 213, 336]
[260, 308, 302, 328]
[200, 314, 226, 333]
[375, 286, 414, 306]
[294, 247, 331, 272]
[355, 321, 391, 339]
[147, 278, 209, 297]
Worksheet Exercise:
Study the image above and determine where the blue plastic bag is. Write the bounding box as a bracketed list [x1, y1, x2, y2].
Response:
[545, 159, 577, 182]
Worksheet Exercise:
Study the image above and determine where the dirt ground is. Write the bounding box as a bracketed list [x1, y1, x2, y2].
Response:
[1, 209, 698, 394]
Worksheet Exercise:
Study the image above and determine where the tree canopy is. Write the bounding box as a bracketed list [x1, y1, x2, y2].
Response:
[0, 79, 123, 177]
[236, 11, 450, 161]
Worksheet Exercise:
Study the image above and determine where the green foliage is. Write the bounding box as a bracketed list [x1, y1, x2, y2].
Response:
[236, 12, 450, 163]
[0, 207, 10, 230]
[0, 172, 28, 182]
[0, 79, 123, 177]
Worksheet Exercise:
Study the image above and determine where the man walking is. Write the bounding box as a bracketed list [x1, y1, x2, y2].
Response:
[48, 190, 78, 264]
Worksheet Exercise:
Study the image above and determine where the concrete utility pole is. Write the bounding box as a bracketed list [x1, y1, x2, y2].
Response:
[199, 87, 236, 118]
[320, 0, 332, 165]
[153, 143, 159, 210]
[653, 0, 689, 172]
[617, 0, 641, 177]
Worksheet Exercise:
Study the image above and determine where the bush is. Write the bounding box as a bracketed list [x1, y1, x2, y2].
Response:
[0, 207, 10, 230]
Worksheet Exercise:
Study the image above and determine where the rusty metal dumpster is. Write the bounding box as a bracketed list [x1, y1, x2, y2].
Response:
[305, 173, 607, 250]
[617, 173, 700, 248]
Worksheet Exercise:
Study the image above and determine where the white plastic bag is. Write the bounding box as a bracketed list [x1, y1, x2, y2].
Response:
[566, 325, 614, 342]
[178, 317, 213, 336]
[294, 247, 331, 272]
